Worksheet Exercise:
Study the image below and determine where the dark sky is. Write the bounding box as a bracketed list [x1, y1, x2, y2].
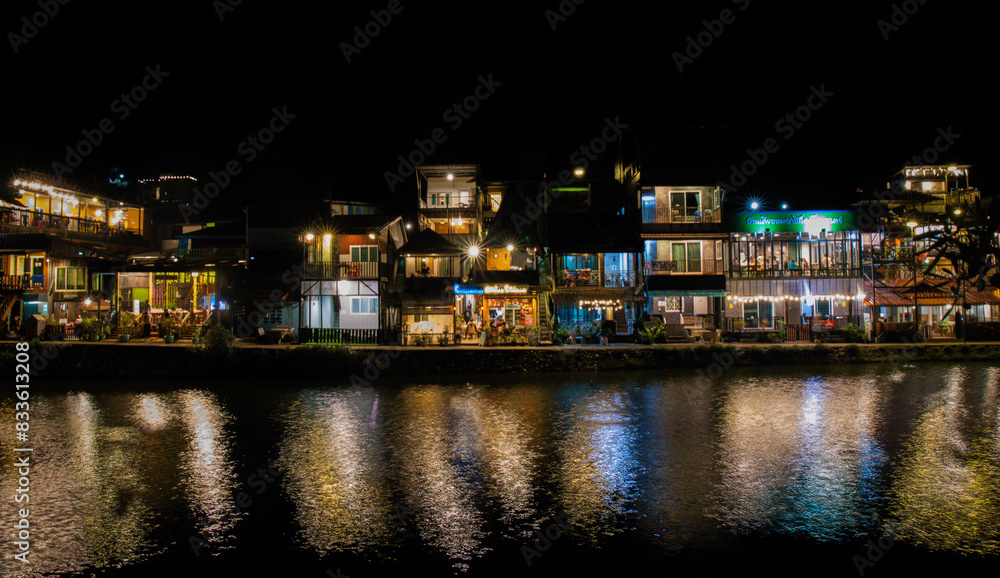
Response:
[2, 0, 995, 211]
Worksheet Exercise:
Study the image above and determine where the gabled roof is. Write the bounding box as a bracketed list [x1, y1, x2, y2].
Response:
[397, 228, 462, 256]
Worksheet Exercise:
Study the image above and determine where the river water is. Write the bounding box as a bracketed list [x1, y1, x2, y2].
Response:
[1, 362, 999, 577]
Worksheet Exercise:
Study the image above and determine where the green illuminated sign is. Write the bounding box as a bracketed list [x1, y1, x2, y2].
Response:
[729, 211, 856, 233]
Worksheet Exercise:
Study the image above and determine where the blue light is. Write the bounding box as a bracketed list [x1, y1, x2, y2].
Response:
[454, 284, 483, 295]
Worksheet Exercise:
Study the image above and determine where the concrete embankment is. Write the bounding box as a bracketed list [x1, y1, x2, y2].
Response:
[2, 341, 999, 383]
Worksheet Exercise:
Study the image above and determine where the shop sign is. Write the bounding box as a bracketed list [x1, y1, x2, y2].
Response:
[453, 284, 484, 295]
[484, 284, 528, 294]
[730, 211, 855, 233]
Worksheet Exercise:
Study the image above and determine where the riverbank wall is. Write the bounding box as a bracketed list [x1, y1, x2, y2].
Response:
[3, 341, 1000, 382]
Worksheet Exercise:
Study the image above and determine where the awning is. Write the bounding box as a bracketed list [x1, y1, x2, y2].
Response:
[551, 287, 646, 304]
[648, 289, 726, 298]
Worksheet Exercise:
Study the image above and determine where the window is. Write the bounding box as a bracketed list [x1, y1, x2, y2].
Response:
[55, 267, 85, 291]
[671, 242, 701, 273]
[670, 191, 701, 221]
[351, 245, 378, 262]
[351, 297, 378, 314]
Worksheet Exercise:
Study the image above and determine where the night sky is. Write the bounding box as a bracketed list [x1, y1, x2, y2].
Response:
[2, 0, 995, 211]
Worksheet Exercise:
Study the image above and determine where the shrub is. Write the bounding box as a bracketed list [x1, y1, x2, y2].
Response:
[843, 323, 868, 343]
[201, 323, 235, 357]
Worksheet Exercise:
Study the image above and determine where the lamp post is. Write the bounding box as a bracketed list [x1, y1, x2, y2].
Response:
[907, 219, 919, 336]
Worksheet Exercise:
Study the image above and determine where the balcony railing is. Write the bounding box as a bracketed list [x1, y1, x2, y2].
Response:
[0, 274, 31, 291]
[556, 270, 636, 287]
[419, 198, 477, 210]
[303, 261, 380, 279]
[728, 266, 863, 279]
[641, 207, 721, 224]
[647, 261, 723, 275]
[862, 247, 915, 262]
[603, 271, 635, 287]
[177, 248, 248, 261]
[0, 206, 137, 236]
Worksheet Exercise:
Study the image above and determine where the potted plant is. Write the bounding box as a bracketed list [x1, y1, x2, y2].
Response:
[438, 333, 450, 346]
[161, 317, 175, 343]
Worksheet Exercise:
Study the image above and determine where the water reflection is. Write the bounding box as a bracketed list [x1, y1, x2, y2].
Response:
[389, 387, 488, 570]
[177, 390, 242, 551]
[712, 374, 884, 540]
[278, 388, 393, 555]
[552, 386, 644, 542]
[887, 366, 1000, 553]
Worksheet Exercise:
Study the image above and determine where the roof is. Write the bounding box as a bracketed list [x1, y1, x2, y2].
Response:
[398, 228, 462, 256]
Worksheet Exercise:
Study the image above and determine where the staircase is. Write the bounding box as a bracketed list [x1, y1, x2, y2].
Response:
[538, 296, 552, 343]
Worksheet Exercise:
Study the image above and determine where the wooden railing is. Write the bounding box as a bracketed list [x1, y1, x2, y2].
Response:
[0, 274, 31, 291]
[0, 206, 139, 235]
[303, 261, 380, 279]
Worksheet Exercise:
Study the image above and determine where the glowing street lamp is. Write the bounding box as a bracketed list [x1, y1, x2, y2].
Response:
[468, 245, 480, 258]
[506, 244, 514, 252]
[750, 202, 759, 210]
[574, 168, 584, 176]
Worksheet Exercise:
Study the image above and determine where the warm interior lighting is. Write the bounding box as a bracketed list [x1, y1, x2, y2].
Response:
[574, 168, 584, 176]
[305, 233, 315, 241]
[446, 173, 454, 181]
[368, 233, 376, 239]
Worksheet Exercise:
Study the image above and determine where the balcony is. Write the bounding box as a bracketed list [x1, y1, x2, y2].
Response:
[419, 198, 477, 210]
[303, 261, 380, 280]
[556, 269, 636, 288]
[0, 274, 32, 292]
[0, 207, 132, 237]
[647, 261, 723, 275]
[641, 207, 721, 225]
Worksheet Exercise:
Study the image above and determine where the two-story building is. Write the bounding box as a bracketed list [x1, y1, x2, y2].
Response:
[299, 203, 406, 344]
[725, 210, 865, 340]
[1, 171, 145, 333]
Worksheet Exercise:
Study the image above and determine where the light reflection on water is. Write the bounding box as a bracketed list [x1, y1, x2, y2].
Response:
[0, 363, 998, 576]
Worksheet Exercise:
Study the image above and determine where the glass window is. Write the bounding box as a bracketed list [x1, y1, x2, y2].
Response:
[55, 267, 85, 291]
[351, 245, 378, 262]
